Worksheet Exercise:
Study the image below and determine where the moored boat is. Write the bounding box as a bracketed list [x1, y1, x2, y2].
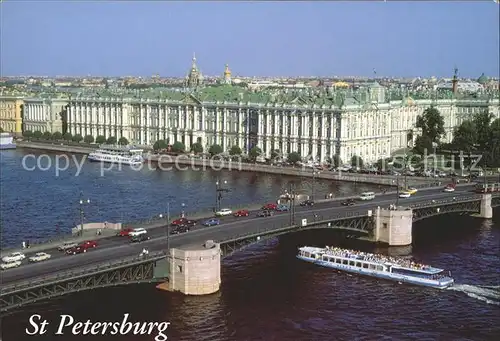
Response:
[0, 132, 16, 150]
[297, 246, 454, 289]
[88, 144, 144, 166]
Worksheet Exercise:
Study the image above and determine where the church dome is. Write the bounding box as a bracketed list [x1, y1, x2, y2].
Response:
[477, 73, 488, 84]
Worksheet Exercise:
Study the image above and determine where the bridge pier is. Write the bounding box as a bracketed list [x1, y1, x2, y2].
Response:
[479, 194, 493, 219]
[157, 240, 221, 295]
[374, 206, 413, 246]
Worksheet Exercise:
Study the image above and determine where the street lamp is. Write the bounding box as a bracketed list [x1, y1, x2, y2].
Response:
[432, 142, 438, 178]
[159, 202, 171, 252]
[79, 194, 90, 236]
[311, 169, 320, 200]
[181, 203, 186, 218]
[215, 179, 230, 212]
[393, 174, 400, 207]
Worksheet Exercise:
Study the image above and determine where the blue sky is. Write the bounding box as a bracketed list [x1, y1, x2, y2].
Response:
[1, 1, 498, 78]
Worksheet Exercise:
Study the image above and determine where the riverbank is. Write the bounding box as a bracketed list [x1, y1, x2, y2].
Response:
[16, 140, 94, 155]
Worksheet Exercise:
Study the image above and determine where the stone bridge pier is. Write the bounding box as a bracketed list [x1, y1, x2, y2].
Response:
[374, 194, 493, 246]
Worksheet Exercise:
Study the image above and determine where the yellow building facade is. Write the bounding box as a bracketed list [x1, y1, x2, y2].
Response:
[0, 96, 24, 135]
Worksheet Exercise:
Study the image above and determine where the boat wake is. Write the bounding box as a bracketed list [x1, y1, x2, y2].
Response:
[448, 284, 500, 306]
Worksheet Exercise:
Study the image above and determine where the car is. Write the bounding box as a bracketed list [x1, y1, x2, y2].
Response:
[0, 260, 22, 270]
[234, 209, 249, 217]
[57, 242, 78, 251]
[171, 224, 190, 235]
[300, 200, 315, 206]
[215, 208, 232, 217]
[341, 199, 355, 206]
[116, 228, 134, 237]
[257, 210, 274, 217]
[170, 218, 197, 226]
[29, 252, 51, 262]
[276, 204, 290, 211]
[129, 228, 147, 237]
[262, 203, 278, 210]
[399, 191, 411, 198]
[2, 252, 25, 263]
[66, 246, 87, 255]
[406, 187, 418, 195]
[130, 234, 151, 243]
[203, 218, 220, 226]
[444, 185, 456, 192]
[80, 240, 98, 249]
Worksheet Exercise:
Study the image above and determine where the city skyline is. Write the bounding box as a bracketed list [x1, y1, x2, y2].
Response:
[1, 1, 499, 78]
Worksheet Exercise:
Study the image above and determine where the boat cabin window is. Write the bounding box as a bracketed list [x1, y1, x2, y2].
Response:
[356, 262, 361, 267]
[363, 263, 369, 269]
[392, 268, 436, 279]
[335, 258, 341, 264]
[342, 259, 348, 265]
[349, 260, 355, 266]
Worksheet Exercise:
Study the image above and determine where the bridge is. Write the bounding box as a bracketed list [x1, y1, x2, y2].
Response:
[1, 185, 499, 314]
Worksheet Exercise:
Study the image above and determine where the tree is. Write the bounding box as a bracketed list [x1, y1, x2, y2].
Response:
[413, 135, 433, 155]
[72, 134, 83, 142]
[229, 145, 242, 156]
[249, 146, 262, 161]
[33, 131, 43, 139]
[52, 132, 63, 140]
[451, 120, 477, 154]
[106, 136, 117, 145]
[0, 127, 3, 133]
[415, 106, 445, 150]
[42, 131, 52, 140]
[171, 141, 185, 153]
[375, 158, 390, 171]
[351, 155, 363, 168]
[63, 132, 72, 141]
[287, 152, 301, 164]
[270, 149, 281, 160]
[118, 137, 129, 145]
[23, 130, 33, 138]
[84, 135, 95, 144]
[208, 144, 223, 156]
[190, 142, 203, 154]
[332, 154, 342, 168]
[473, 110, 494, 151]
[95, 135, 106, 144]
[153, 139, 168, 151]
[486, 119, 500, 167]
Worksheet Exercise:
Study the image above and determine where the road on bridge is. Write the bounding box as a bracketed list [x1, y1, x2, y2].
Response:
[1, 184, 477, 286]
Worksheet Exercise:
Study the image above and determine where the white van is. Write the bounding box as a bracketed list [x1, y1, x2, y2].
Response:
[129, 228, 147, 237]
[359, 192, 376, 201]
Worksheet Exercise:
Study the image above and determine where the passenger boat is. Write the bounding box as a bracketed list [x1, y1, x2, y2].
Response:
[0, 132, 16, 150]
[297, 246, 454, 289]
[88, 145, 144, 166]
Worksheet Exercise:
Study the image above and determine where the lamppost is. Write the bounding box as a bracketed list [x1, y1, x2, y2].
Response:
[311, 169, 320, 200]
[393, 174, 400, 207]
[215, 179, 230, 212]
[432, 141, 438, 178]
[79, 194, 90, 236]
[287, 184, 296, 225]
[181, 203, 186, 218]
[159, 202, 171, 252]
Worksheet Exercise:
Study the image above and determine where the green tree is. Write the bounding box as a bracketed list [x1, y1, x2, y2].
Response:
[72, 134, 83, 142]
[351, 155, 363, 168]
[473, 110, 494, 151]
[63, 132, 72, 141]
[23, 130, 33, 138]
[451, 120, 477, 154]
[153, 139, 168, 151]
[190, 142, 203, 154]
[52, 131, 63, 140]
[287, 152, 301, 164]
[171, 141, 185, 153]
[208, 144, 223, 156]
[332, 154, 342, 168]
[415, 106, 445, 151]
[84, 135, 95, 144]
[486, 119, 500, 167]
[375, 158, 391, 171]
[33, 130, 43, 139]
[413, 135, 433, 155]
[95, 135, 106, 144]
[118, 137, 129, 145]
[270, 149, 281, 160]
[229, 145, 242, 156]
[0, 127, 3, 133]
[42, 131, 52, 140]
[249, 146, 262, 161]
[106, 136, 117, 145]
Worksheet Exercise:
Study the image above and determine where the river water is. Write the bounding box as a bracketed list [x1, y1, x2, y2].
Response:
[0, 149, 499, 340]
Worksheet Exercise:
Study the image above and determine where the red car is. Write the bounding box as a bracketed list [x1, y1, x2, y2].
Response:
[80, 240, 98, 249]
[171, 217, 197, 226]
[234, 209, 249, 217]
[117, 228, 134, 237]
[262, 203, 278, 210]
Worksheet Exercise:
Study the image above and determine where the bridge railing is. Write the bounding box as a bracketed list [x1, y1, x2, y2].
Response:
[1, 251, 167, 294]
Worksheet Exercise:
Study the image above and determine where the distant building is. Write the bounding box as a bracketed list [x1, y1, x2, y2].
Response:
[185, 54, 204, 88]
[0, 96, 24, 135]
[22, 96, 68, 134]
[222, 64, 232, 85]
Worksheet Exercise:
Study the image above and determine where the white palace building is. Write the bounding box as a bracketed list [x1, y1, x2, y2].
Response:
[63, 59, 499, 163]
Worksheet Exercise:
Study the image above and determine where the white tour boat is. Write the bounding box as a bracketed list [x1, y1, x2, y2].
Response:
[297, 246, 454, 289]
[0, 132, 16, 150]
[88, 145, 144, 166]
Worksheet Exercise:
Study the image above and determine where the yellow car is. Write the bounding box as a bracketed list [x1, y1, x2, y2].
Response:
[406, 187, 418, 195]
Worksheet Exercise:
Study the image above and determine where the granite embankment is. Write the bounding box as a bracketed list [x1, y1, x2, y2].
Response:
[16, 140, 95, 155]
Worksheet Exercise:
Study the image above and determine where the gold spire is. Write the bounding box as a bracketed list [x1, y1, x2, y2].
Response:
[224, 63, 231, 76]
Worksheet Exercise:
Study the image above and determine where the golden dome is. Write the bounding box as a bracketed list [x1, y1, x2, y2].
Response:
[224, 64, 231, 76]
